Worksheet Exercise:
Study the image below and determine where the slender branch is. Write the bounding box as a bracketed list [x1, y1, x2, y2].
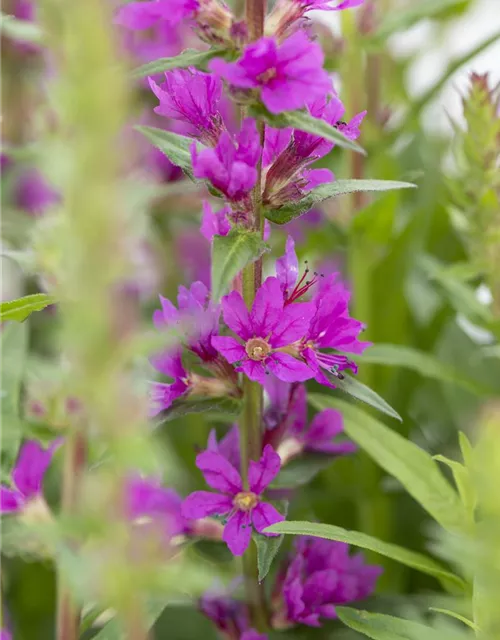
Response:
[245, 0, 266, 41]
[56, 430, 86, 640]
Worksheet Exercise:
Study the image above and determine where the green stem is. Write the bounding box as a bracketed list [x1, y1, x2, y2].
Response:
[56, 430, 86, 640]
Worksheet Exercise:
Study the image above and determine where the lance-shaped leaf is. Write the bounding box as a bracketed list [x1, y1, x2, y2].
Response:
[336, 607, 468, 640]
[254, 501, 288, 582]
[155, 396, 242, 425]
[132, 48, 224, 79]
[265, 180, 415, 224]
[331, 373, 402, 421]
[264, 521, 465, 592]
[309, 395, 472, 535]
[211, 229, 269, 302]
[135, 126, 200, 180]
[250, 105, 365, 154]
[0, 293, 56, 322]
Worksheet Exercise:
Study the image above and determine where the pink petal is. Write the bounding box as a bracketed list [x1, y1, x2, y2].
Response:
[251, 501, 285, 534]
[182, 491, 233, 519]
[0, 486, 24, 513]
[222, 510, 252, 556]
[250, 277, 283, 336]
[271, 302, 313, 347]
[114, 2, 161, 30]
[12, 440, 58, 499]
[276, 235, 298, 292]
[220, 291, 252, 340]
[267, 353, 314, 383]
[308, 409, 344, 440]
[249, 445, 281, 494]
[196, 450, 242, 494]
[239, 359, 267, 385]
[211, 336, 246, 363]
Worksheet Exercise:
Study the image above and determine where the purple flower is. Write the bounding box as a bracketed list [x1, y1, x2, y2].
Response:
[1, 629, 12, 640]
[207, 426, 240, 470]
[0, 440, 59, 514]
[241, 632, 268, 640]
[114, 0, 198, 29]
[304, 0, 365, 11]
[149, 69, 226, 146]
[200, 585, 249, 639]
[263, 94, 366, 206]
[150, 352, 191, 416]
[191, 118, 261, 203]
[201, 200, 232, 241]
[209, 31, 331, 114]
[301, 275, 371, 385]
[127, 475, 190, 538]
[153, 281, 220, 363]
[276, 385, 356, 461]
[177, 231, 211, 288]
[14, 169, 59, 216]
[212, 277, 314, 385]
[182, 445, 284, 555]
[276, 537, 382, 627]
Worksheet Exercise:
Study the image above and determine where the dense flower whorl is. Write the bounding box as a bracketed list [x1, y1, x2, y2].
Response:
[274, 537, 382, 627]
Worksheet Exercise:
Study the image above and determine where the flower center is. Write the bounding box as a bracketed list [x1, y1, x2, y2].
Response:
[233, 491, 259, 512]
[245, 337, 271, 361]
[257, 67, 277, 85]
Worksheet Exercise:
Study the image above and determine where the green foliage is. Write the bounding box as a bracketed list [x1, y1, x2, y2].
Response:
[270, 453, 335, 488]
[155, 396, 242, 424]
[0, 293, 57, 322]
[265, 521, 465, 591]
[250, 105, 365, 153]
[132, 48, 225, 78]
[309, 395, 471, 534]
[135, 126, 198, 180]
[265, 180, 416, 224]
[211, 229, 269, 301]
[254, 502, 288, 582]
[331, 374, 402, 421]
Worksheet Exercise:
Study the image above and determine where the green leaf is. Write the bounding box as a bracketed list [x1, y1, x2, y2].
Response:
[250, 105, 365, 154]
[434, 455, 476, 515]
[155, 396, 242, 424]
[336, 607, 465, 640]
[132, 48, 223, 79]
[309, 395, 471, 534]
[0, 293, 57, 322]
[135, 126, 198, 180]
[332, 373, 402, 421]
[264, 521, 465, 592]
[211, 229, 269, 302]
[368, 0, 466, 47]
[265, 180, 416, 225]
[1, 322, 28, 462]
[254, 502, 288, 582]
[271, 453, 336, 488]
[92, 600, 166, 640]
[0, 11, 43, 43]
[357, 343, 494, 396]
[429, 608, 479, 631]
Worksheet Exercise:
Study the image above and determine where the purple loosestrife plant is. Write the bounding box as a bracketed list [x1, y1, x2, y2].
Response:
[182, 445, 284, 555]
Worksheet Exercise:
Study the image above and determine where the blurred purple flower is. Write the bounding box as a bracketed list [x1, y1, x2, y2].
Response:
[126, 475, 190, 538]
[149, 69, 226, 146]
[275, 537, 382, 627]
[0, 440, 60, 514]
[304, 0, 365, 10]
[150, 352, 191, 416]
[153, 281, 220, 362]
[177, 231, 211, 288]
[191, 118, 261, 204]
[283, 208, 323, 244]
[1, 629, 12, 640]
[14, 169, 59, 216]
[207, 426, 240, 470]
[114, 0, 198, 30]
[200, 586, 249, 639]
[182, 445, 284, 555]
[241, 632, 267, 640]
[212, 277, 314, 384]
[209, 31, 330, 114]
[201, 200, 232, 241]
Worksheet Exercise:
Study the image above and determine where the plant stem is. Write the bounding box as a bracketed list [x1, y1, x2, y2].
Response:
[240, 0, 268, 631]
[56, 430, 86, 640]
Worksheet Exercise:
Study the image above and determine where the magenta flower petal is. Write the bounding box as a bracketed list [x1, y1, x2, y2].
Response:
[239, 359, 267, 384]
[250, 277, 283, 336]
[222, 510, 252, 556]
[0, 487, 24, 514]
[270, 302, 313, 347]
[221, 290, 252, 340]
[12, 440, 58, 499]
[196, 450, 243, 494]
[201, 201, 231, 241]
[211, 336, 247, 363]
[252, 502, 285, 534]
[182, 491, 233, 519]
[114, 1, 163, 30]
[241, 631, 268, 640]
[248, 445, 281, 494]
[149, 378, 189, 416]
[267, 353, 314, 383]
[276, 236, 299, 294]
